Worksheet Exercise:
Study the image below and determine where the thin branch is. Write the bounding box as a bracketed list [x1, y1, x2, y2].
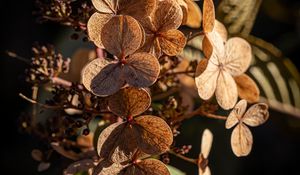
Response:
[6, 51, 30, 64]
[168, 150, 197, 164]
[152, 87, 179, 101]
[187, 31, 205, 42]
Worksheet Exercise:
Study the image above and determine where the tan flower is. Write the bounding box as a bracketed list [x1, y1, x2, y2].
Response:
[141, 0, 187, 58]
[82, 16, 160, 96]
[195, 34, 252, 109]
[88, 0, 156, 48]
[226, 99, 269, 157]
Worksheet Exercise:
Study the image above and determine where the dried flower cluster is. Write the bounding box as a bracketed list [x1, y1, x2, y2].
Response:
[12, 0, 272, 175]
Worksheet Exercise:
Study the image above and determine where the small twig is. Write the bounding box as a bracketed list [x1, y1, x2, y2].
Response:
[51, 77, 72, 87]
[168, 150, 197, 164]
[31, 85, 39, 126]
[187, 31, 205, 42]
[6, 51, 30, 64]
[19, 93, 61, 109]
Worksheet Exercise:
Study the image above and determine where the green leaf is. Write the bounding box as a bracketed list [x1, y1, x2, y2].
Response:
[167, 165, 186, 175]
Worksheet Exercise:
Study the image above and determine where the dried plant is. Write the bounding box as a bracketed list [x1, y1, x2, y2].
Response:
[10, 0, 279, 174]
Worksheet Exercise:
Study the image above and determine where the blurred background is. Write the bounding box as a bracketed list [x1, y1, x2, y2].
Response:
[0, 0, 300, 174]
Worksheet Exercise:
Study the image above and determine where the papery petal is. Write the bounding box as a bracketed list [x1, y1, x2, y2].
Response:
[242, 103, 269, 127]
[158, 29, 187, 56]
[226, 99, 247, 129]
[231, 123, 253, 157]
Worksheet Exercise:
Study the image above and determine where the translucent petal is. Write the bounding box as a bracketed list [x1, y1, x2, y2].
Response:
[243, 103, 269, 127]
[231, 123, 253, 157]
[226, 99, 247, 129]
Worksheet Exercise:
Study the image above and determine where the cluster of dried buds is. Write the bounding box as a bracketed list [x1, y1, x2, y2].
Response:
[26, 44, 70, 84]
[16, 0, 271, 175]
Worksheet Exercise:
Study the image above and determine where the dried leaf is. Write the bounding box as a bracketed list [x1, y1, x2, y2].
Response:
[64, 159, 94, 175]
[158, 29, 187, 56]
[224, 37, 252, 76]
[215, 70, 238, 110]
[101, 15, 143, 58]
[231, 123, 253, 157]
[90, 62, 125, 96]
[108, 87, 151, 118]
[38, 162, 51, 172]
[124, 159, 170, 175]
[234, 74, 260, 103]
[51, 142, 79, 160]
[195, 58, 209, 77]
[124, 52, 160, 87]
[185, 0, 202, 28]
[243, 103, 269, 127]
[118, 0, 157, 22]
[201, 129, 213, 159]
[226, 99, 247, 129]
[87, 13, 113, 48]
[92, 160, 124, 175]
[134, 115, 173, 155]
[195, 62, 219, 100]
[92, 0, 117, 14]
[31, 149, 43, 162]
[203, 0, 215, 33]
[153, 0, 183, 32]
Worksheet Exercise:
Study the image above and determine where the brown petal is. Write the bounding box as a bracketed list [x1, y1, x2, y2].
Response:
[153, 0, 183, 32]
[124, 52, 160, 87]
[96, 122, 138, 163]
[134, 115, 173, 155]
[176, 0, 188, 25]
[202, 35, 213, 59]
[201, 129, 213, 159]
[140, 34, 162, 58]
[226, 99, 247, 129]
[124, 159, 170, 175]
[242, 103, 269, 127]
[92, 160, 124, 175]
[195, 62, 219, 100]
[224, 37, 252, 76]
[108, 87, 151, 118]
[185, 0, 202, 28]
[231, 123, 253, 157]
[234, 74, 260, 103]
[195, 59, 209, 77]
[92, 0, 117, 14]
[158, 29, 187, 56]
[215, 70, 238, 110]
[203, 0, 215, 33]
[64, 159, 94, 175]
[90, 62, 125, 96]
[87, 13, 113, 48]
[101, 15, 143, 58]
[31, 149, 43, 162]
[118, 0, 157, 22]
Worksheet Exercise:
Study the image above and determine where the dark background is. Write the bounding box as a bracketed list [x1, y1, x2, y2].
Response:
[0, 0, 300, 174]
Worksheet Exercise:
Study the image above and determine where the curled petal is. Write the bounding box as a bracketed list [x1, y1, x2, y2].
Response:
[158, 29, 187, 56]
[226, 99, 247, 129]
[185, 0, 202, 28]
[224, 37, 252, 76]
[215, 70, 238, 110]
[203, 0, 215, 33]
[92, 0, 117, 14]
[243, 103, 269, 127]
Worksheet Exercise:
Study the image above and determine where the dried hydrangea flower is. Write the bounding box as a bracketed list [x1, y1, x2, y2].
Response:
[93, 158, 170, 175]
[83, 16, 160, 96]
[225, 99, 269, 157]
[176, 0, 202, 28]
[140, 0, 187, 58]
[96, 87, 173, 163]
[195, 34, 252, 109]
[88, 0, 156, 48]
[198, 129, 213, 175]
